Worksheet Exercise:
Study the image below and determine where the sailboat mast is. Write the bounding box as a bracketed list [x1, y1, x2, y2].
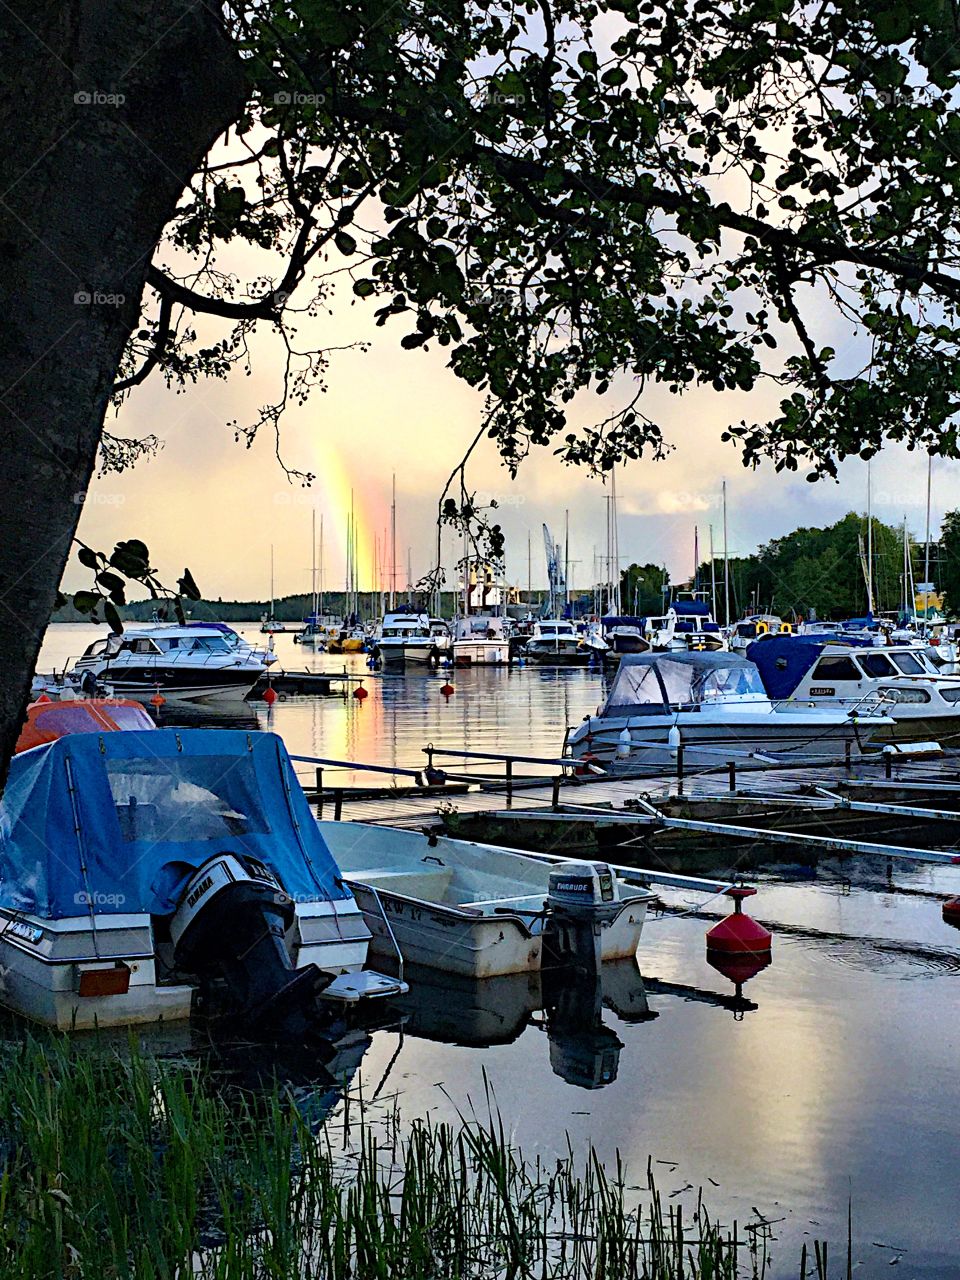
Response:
[564, 509, 570, 612]
[611, 468, 620, 614]
[722, 480, 730, 626]
[270, 544, 275, 620]
[924, 452, 933, 617]
[709, 524, 717, 619]
[319, 515, 324, 619]
[311, 510, 317, 616]
[390, 472, 397, 610]
[869, 464, 875, 613]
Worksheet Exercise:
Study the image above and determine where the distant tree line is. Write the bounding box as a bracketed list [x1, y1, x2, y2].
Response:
[696, 513, 935, 621]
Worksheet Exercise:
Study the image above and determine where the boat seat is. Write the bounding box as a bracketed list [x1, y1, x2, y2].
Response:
[345, 864, 454, 900]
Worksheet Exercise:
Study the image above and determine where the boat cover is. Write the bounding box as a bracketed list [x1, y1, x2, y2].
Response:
[672, 600, 710, 617]
[0, 729, 352, 919]
[746, 636, 828, 699]
[601, 652, 766, 717]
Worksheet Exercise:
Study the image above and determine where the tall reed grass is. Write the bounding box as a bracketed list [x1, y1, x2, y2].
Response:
[0, 1035, 834, 1278]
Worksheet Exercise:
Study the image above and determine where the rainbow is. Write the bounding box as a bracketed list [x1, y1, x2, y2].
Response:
[303, 437, 391, 593]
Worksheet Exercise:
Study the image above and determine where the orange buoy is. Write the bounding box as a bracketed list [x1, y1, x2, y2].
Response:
[150, 690, 166, 708]
[706, 885, 771, 956]
[440, 682, 455, 697]
[943, 896, 960, 926]
[262, 685, 277, 706]
[353, 682, 368, 701]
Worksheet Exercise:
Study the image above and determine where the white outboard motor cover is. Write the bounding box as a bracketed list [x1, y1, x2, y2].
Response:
[170, 853, 287, 951]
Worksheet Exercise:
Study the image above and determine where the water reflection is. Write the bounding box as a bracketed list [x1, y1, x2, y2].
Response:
[393, 959, 657, 1090]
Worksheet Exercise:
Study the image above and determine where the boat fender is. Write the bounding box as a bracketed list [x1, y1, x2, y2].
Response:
[667, 725, 681, 757]
[617, 728, 632, 758]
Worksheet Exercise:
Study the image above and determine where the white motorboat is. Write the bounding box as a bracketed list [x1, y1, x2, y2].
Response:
[0, 728, 405, 1031]
[185, 621, 277, 665]
[319, 822, 653, 979]
[565, 651, 888, 770]
[452, 615, 511, 665]
[524, 619, 585, 664]
[728, 615, 790, 654]
[66, 624, 268, 703]
[646, 597, 727, 652]
[748, 636, 960, 744]
[373, 611, 442, 665]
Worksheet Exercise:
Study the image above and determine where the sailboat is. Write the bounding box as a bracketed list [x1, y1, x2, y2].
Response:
[295, 513, 326, 647]
[260, 545, 286, 633]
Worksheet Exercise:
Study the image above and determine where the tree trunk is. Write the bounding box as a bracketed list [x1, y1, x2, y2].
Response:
[0, 2, 246, 778]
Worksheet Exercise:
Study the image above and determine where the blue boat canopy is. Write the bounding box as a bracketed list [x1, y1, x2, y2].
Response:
[672, 600, 710, 617]
[0, 729, 352, 919]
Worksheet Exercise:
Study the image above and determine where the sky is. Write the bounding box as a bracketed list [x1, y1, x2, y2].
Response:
[68, 233, 956, 605]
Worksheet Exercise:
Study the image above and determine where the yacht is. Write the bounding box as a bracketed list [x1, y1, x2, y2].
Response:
[524, 619, 585, 664]
[728, 615, 790, 654]
[0, 728, 405, 1030]
[67, 624, 267, 703]
[748, 636, 960, 744]
[601, 616, 650, 657]
[373, 611, 441, 665]
[646, 597, 726, 652]
[452, 615, 511, 665]
[565, 651, 887, 771]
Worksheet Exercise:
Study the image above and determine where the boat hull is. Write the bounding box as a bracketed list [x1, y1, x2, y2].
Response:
[453, 640, 510, 665]
[347, 883, 646, 977]
[568, 711, 873, 770]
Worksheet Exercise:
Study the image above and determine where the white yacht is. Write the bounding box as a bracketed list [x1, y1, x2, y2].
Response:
[373, 611, 441, 665]
[67, 624, 267, 703]
[646, 598, 726, 652]
[565, 652, 887, 770]
[524, 619, 584, 664]
[748, 636, 960, 744]
[452, 615, 511, 665]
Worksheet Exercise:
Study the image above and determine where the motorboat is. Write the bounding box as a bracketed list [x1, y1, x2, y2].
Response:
[319, 822, 653, 979]
[523, 619, 586, 664]
[748, 636, 960, 744]
[294, 614, 326, 648]
[373, 611, 441, 665]
[451, 615, 510, 665]
[66, 624, 268, 703]
[728, 615, 791, 654]
[600, 616, 650, 657]
[646, 597, 726, 652]
[565, 651, 888, 771]
[0, 728, 405, 1030]
[15, 697, 155, 753]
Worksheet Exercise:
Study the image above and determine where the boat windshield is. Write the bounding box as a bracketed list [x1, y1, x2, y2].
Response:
[106, 755, 272, 842]
[603, 657, 766, 715]
[891, 651, 925, 675]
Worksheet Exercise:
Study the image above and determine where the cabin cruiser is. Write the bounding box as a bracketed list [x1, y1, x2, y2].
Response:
[728, 615, 791, 654]
[452, 615, 510, 665]
[600, 616, 650, 657]
[293, 614, 326, 648]
[565, 652, 887, 771]
[748, 636, 960, 744]
[373, 611, 443, 665]
[0, 729, 405, 1030]
[320, 822, 653, 979]
[646, 599, 726, 652]
[66, 625, 268, 703]
[524, 619, 585, 664]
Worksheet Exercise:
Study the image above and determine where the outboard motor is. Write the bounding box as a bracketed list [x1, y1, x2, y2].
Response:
[542, 861, 621, 976]
[170, 854, 329, 1033]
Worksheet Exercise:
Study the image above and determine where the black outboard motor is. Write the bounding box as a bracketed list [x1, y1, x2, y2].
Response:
[542, 861, 621, 976]
[170, 853, 330, 1034]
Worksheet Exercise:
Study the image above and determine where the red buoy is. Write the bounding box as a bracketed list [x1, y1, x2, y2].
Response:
[440, 682, 455, 697]
[262, 685, 277, 706]
[706, 885, 772, 956]
[150, 690, 165, 708]
[353, 683, 368, 701]
[943, 896, 960, 926]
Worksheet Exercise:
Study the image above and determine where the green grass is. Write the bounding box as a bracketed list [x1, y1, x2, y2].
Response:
[0, 1035, 834, 1279]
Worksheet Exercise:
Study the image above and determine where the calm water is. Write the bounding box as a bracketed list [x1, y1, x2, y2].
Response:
[32, 624, 960, 1276]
